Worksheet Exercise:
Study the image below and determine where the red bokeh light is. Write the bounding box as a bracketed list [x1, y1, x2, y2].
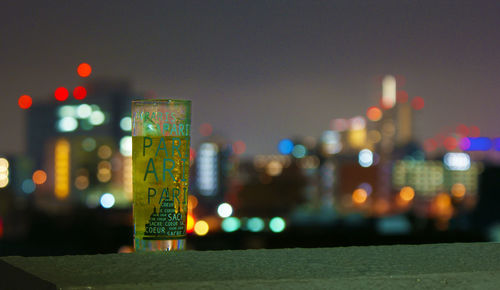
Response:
[232, 140, 246, 155]
[54, 87, 69, 101]
[77, 63, 92, 77]
[199, 123, 213, 137]
[18, 95, 32, 109]
[396, 90, 409, 103]
[73, 86, 87, 100]
[443, 136, 458, 151]
[456, 124, 469, 137]
[411, 96, 425, 110]
[469, 126, 480, 137]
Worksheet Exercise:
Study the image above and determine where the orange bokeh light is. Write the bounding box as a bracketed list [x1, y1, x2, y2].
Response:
[352, 188, 368, 204]
[54, 87, 69, 101]
[451, 183, 466, 199]
[366, 106, 382, 121]
[32, 170, 47, 185]
[435, 193, 452, 209]
[77, 63, 92, 77]
[399, 186, 415, 202]
[18, 95, 32, 109]
[73, 86, 87, 100]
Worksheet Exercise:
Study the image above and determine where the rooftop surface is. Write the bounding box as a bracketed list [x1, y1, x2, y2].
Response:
[1, 243, 500, 289]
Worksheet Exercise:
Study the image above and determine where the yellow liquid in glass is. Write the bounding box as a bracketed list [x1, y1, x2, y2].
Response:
[133, 136, 190, 241]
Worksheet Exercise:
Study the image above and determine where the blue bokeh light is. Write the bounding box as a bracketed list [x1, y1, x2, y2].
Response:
[278, 139, 294, 155]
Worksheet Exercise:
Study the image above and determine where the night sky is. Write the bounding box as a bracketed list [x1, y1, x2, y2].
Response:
[1, 1, 500, 155]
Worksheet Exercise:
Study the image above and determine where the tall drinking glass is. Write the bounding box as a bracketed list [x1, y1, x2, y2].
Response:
[132, 99, 191, 251]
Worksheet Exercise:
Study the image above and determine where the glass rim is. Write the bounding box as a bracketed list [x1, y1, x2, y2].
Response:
[132, 99, 191, 105]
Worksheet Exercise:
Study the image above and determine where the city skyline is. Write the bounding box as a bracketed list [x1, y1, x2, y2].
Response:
[2, 1, 500, 156]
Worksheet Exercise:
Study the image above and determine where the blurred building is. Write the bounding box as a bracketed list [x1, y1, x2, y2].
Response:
[23, 80, 135, 211]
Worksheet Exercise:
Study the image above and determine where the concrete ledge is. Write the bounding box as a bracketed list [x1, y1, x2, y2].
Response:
[1, 243, 500, 289]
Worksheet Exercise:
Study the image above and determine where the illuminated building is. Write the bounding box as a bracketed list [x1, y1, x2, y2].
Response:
[392, 160, 480, 198]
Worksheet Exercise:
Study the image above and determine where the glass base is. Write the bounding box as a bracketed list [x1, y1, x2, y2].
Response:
[134, 238, 186, 251]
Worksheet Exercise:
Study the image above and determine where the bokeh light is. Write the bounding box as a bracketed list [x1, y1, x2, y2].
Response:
[100, 193, 115, 209]
[120, 136, 132, 156]
[188, 195, 198, 210]
[58, 106, 76, 118]
[190, 147, 197, 163]
[0, 157, 9, 171]
[58, 117, 78, 132]
[456, 124, 469, 136]
[54, 87, 69, 101]
[332, 118, 349, 131]
[194, 220, 209, 236]
[75, 176, 89, 190]
[399, 186, 415, 201]
[82, 137, 97, 152]
[77, 63, 92, 77]
[120, 117, 132, 131]
[32, 170, 47, 185]
[222, 217, 241, 232]
[199, 123, 213, 137]
[350, 116, 366, 130]
[18, 95, 32, 109]
[76, 104, 92, 118]
[278, 139, 294, 155]
[89, 111, 105, 125]
[247, 217, 265, 232]
[269, 217, 286, 233]
[451, 183, 466, 199]
[352, 188, 368, 204]
[396, 90, 409, 103]
[187, 214, 195, 233]
[217, 203, 233, 218]
[73, 86, 87, 100]
[358, 183, 373, 195]
[443, 136, 458, 151]
[358, 149, 373, 167]
[232, 140, 246, 155]
[292, 144, 307, 158]
[469, 126, 480, 138]
[366, 106, 382, 121]
[411, 96, 425, 110]
[21, 179, 35, 194]
[266, 160, 283, 176]
[435, 193, 452, 209]
[97, 145, 112, 159]
[423, 138, 438, 152]
[444, 152, 471, 171]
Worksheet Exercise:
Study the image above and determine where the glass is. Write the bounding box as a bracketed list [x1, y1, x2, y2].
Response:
[132, 99, 191, 251]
